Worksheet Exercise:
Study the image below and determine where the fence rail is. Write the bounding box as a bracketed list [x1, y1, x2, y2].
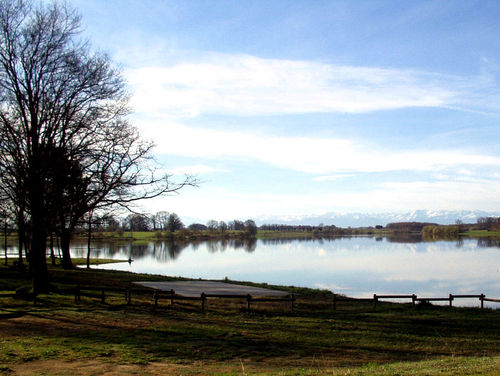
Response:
[2, 284, 499, 312]
[351, 293, 492, 309]
[129, 287, 295, 312]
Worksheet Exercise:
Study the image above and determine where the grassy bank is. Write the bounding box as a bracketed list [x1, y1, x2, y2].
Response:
[1, 261, 499, 375]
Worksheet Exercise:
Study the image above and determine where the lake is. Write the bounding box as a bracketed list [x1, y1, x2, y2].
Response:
[65, 235, 500, 308]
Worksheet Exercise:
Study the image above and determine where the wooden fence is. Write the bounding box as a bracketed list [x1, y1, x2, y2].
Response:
[71, 285, 296, 312]
[332, 293, 500, 310]
[4, 284, 500, 312]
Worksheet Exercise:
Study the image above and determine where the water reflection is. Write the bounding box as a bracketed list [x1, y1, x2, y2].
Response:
[477, 238, 500, 248]
[385, 233, 423, 243]
[70, 238, 258, 262]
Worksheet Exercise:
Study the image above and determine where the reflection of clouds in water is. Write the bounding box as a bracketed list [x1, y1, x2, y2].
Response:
[315, 283, 352, 292]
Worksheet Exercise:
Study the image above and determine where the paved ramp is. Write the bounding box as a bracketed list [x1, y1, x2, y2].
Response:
[133, 281, 290, 297]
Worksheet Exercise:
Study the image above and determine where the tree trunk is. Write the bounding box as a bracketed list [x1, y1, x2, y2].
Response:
[86, 212, 92, 269]
[3, 218, 7, 266]
[29, 175, 50, 294]
[50, 233, 56, 265]
[60, 230, 73, 269]
[30, 225, 49, 294]
[17, 216, 25, 266]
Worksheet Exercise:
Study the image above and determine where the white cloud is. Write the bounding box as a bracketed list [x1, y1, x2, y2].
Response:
[125, 53, 468, 117]
[139, 176, 500, 221]
[313, 174, 356, 181]
[139, 120, 500, 175]
[124, 52, 500, 218]
[167, 164, 230, 175]
[374, 179, 500, 211]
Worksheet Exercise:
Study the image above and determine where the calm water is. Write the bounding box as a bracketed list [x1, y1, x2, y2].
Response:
[5, 236, 500, 307]
[66, 236, 500, 308]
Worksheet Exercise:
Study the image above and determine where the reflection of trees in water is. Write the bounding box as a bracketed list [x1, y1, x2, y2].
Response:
[153, 241, 190, 262]
[233, 238, 257, 252]
[204, 239, 257, 253]
[71, 237, 259, 262]
[70, 241, 124, 259]
[129, 243, 153, 258]
[477, 238, 500, 248]
[386, 233, 423, 243]
[261, 237, 346, 246]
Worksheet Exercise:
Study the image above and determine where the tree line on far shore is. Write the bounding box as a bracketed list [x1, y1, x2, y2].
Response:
[95, 212, 258, 236]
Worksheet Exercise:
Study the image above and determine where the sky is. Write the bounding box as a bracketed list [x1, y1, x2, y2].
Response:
[71, 0, 500, 223]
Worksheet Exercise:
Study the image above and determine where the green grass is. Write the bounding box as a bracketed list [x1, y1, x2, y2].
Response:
[0, 261, 499, 375]
[71, 258, 129, 266]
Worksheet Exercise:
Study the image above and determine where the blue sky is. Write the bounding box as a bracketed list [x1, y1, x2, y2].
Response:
[72, 0, 500, 222]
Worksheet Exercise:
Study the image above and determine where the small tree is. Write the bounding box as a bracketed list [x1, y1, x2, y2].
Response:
[207, 220, 218, 232]
[188, 223, 207, 231]
[127, 214, 151, 232]
[230, 220, 245, 231]
[218, 221, 228, 233]
[167, 213, 184, 232]
[155, 211, 170, 232]
[244, 219, 258, 237]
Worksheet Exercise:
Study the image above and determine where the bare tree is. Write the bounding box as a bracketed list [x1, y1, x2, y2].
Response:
[244, 219, 258, 237]
[155, 211, 170, 232]
[166, 213, 184, 232]
[218, 220, 228, 233]
[126, 213, 151, 232]
[0, 0, 195, 292]
[229, 220, 245, 231]
[207, 220, 218, 232]
[0, 195, 13, 265]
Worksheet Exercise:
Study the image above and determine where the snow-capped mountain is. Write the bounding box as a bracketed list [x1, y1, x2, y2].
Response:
[256, 210, 500, 227]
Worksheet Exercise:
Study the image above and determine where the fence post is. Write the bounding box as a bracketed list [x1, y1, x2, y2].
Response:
[412, 294, 416, 306]
[154, 291, 159, 308]
[449, 294, 453, 307]
[247, 294, 251, 310]
[480, 294, 485, 309]
[201, 292, 206, 313]
[333, 294, 336, 311]
[75, 285, 80, 304]
[170, 289, 175, 306]
[373, 294, 378, 309]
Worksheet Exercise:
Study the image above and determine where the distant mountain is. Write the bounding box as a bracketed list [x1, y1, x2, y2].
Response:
[256, 210, 500, 227]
